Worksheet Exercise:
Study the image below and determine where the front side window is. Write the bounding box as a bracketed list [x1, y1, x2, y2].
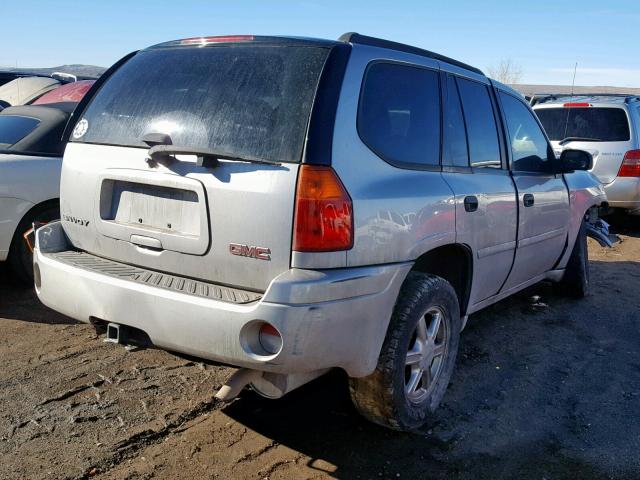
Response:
[500, 92, 554, 173]
[0, 116, 40, 147]
[456, 78, 501, 168]
[358, 62, 440, 168]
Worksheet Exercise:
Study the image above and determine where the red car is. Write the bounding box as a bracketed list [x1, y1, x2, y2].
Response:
[32, 80, 95, 105]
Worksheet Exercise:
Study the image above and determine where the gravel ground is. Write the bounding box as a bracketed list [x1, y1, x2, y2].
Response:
[0, 219, 638, 480]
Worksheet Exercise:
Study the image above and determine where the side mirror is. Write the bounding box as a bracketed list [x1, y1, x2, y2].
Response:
[557, 149, 593, 173]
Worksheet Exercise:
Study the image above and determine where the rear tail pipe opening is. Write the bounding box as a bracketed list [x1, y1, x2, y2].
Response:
[215, 368, 330, 402]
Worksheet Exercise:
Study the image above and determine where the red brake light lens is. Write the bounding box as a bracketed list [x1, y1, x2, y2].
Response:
[563, 102, 592, 107]
[293, 165, 353, 252]
[618, 150, 640, 177]
[179, 35, 254, 46]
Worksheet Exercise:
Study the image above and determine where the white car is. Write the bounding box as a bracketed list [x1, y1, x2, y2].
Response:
[0, 76, 61, 109]
[0, 102, 73, 282]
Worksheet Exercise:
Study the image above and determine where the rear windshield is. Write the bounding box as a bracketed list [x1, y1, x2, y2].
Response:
[0, 116, 40, 147]
[71, 45, 330, 163]
[535, 107, 630, 142]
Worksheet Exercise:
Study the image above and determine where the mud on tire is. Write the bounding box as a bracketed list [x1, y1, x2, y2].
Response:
[349, 272, 461, 431]
[554, 220, 589, 298]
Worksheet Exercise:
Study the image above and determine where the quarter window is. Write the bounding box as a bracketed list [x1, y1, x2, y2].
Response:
[358, 62, 440, 168]
[456, 78, 501, 168]
[0, 116, 40, 147]
[500, 92, 554, 173]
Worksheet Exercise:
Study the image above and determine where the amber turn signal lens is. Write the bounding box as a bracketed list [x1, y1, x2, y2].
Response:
[293, 165, 353, 252]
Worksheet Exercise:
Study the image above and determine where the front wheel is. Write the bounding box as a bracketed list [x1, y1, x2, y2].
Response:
[554, 220, 589, 298]
[349, 272, 461, 431]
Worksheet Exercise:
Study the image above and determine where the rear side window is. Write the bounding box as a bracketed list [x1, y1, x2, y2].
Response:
[456, 78, 501, 168]
[500, 92, 553, 173]
[442, 75, 469, 167]
[358, 62, 440, 168]
[535, 107, 630, 142]
[72, 45, 330, 163]
[0, 116, 40, 147]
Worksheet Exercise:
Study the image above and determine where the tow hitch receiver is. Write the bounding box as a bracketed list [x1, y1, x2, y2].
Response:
[105, 322, 152, 349]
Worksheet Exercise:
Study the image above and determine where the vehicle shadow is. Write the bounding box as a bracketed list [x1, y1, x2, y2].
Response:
[222, 259, 640, 479]
[605, 211, 640, 238]
[0, 264, 77, 325]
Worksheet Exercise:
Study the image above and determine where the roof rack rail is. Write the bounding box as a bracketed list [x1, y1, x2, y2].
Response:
[339, 32, 484, 76]
[531, 92, 640, 106]
[529, 93, 561, 106]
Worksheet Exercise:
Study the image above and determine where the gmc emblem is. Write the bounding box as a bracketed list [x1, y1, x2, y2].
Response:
[229, 243, 271, 261]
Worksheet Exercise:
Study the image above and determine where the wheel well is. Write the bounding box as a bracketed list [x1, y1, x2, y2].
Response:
[11, 198, 60, 244]
[411, 244, 472, 316]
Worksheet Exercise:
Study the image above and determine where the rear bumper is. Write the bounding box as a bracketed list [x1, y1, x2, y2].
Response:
[34, 221, 411, 377]
[604, 177, 640, 213]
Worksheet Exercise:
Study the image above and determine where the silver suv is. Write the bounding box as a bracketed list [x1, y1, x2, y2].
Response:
[34, 33, 606, 431]
[533, 94, 640, 215]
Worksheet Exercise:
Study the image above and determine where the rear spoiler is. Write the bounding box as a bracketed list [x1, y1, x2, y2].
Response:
[531, 93, 640, 106]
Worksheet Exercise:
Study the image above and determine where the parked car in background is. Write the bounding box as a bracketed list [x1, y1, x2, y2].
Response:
[0, 77, 61, 107]
[34, 33, 606, 431]
[533, 94, 640, 215]
[0, 102, 78, 282]
[33, 80, 95, 105]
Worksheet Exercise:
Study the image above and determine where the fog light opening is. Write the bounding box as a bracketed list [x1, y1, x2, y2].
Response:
[258, 323, 283, 355]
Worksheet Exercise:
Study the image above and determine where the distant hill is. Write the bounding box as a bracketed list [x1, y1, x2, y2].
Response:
[1, 64, 106, 79]
[512, 84, 640, 97]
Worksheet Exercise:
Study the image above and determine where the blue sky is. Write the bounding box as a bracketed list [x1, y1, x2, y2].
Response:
[2, 0, 639, 86]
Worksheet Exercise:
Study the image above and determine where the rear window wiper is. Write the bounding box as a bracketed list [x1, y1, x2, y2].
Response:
[558, 136, 602, 146]
[147, 144, 281, 168]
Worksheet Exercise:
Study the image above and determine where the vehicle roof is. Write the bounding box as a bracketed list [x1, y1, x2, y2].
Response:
[147, 33, 484, 77]
[0, 102, 76, 155]
[149, 35, 340, 50]
[33, 80, 95, 106]
[0, 77, 60, 106]
[532, 94, 640, 108]
[490, 79, 526, 99]
[338, 32, 484, 75]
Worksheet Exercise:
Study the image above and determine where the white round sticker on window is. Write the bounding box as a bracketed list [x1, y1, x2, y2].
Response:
[72, 119, 89, 139]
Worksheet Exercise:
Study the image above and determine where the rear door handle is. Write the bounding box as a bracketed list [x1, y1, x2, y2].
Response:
[463, 195, 479, 212]
[523, 193, 535, 207]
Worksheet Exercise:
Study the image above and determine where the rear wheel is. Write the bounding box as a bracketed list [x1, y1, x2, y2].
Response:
[8, 203, 59, 285]
[555, 220, 589, 298]
[349, 272, 461, 431]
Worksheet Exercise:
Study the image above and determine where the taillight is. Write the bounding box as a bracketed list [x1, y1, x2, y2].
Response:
[563, 102, 592, 107]
[293, 165, 353, 252]
[618, 150, 640, 177]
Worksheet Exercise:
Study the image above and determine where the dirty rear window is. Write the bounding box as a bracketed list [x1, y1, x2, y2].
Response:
[535, 107, 630, 142]
[71, 45, 330, 163]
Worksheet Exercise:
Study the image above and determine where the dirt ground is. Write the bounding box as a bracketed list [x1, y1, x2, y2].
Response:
[1, 218, 639, 480]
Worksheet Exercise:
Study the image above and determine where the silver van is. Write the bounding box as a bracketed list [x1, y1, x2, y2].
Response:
[34, 33, 605, 430]
[533, 94, 640, 215]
